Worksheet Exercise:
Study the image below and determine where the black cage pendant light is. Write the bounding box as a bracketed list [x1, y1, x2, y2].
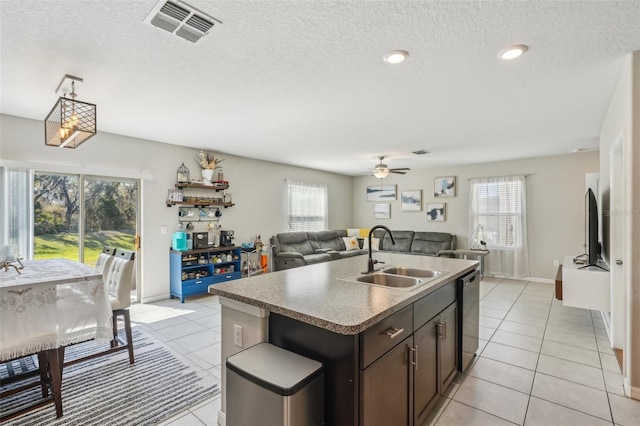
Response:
[44, 74, 97, 148]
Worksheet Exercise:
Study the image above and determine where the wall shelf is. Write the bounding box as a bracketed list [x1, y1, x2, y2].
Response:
[167, 180, 233, 207]
[175, 182, 229, 191]
[167, 201, 234, 207]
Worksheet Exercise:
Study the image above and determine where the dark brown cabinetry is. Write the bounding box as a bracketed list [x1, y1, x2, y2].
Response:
[269, 280, 459, 426]
[413, 302, 458, 423]
[360, 335, 413, 426]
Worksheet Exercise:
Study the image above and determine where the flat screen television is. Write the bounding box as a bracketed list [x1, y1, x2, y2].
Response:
[585, 188, 601, 267]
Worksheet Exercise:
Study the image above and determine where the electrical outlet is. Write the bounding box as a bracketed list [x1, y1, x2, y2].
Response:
[160, 225, 167, 235]
[233, 324, 243, 347]
[553, 259, 559, 267]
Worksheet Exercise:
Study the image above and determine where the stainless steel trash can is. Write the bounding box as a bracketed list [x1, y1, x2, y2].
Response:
[226, 343, 324, 426]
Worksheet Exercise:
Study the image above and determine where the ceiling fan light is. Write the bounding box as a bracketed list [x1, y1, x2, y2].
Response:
[374, 169, 389, 179]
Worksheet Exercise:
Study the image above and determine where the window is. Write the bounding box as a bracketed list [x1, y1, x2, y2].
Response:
[287, 181, 328, 231]
[0, 167, 33, 259]
[469, 175, 525, 250]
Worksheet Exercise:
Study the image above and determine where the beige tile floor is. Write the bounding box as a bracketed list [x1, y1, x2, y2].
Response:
[430, 277, 640, 426]
[130, 278, 640, 426]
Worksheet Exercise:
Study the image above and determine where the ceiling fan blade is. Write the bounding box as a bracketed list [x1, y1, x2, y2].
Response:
[389, 168, 410, 171]
[390, 170, 407, 175]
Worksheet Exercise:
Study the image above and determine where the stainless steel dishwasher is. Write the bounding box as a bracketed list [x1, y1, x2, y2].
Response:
[457, 269, 480, 371]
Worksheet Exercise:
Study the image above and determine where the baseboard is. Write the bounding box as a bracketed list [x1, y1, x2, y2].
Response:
[140, 294, 169, 304]
[217, 410, 226, 426]
[524, 276, 554, 284]
[485, 275, 553, 284]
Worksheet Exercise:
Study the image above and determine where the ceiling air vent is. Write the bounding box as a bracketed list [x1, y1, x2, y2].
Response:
[144, 0, 222, 44]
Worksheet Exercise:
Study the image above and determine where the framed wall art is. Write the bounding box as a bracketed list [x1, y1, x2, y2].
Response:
[366, 184, 397, 201]
[401, 190, 422, 211]
[426, 203, 446, 222]
[374, 203, 391, 219]
[434, 176, 456, 197]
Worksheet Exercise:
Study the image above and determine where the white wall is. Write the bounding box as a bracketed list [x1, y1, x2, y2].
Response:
[353, 152, 599, 280]
[0, 114, 354, 302]
[599, 51, 640, 398]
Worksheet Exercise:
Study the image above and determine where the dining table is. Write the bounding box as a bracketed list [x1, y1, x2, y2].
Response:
[0, 258, 112, 419]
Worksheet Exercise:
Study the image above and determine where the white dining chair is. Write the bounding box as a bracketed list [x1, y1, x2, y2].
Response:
[95, 246, 116, 280]
[103, 249, 136, 364]
[65, 248, 136, 366]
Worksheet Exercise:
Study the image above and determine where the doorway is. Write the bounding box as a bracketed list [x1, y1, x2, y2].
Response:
[609, 134, 626, 370]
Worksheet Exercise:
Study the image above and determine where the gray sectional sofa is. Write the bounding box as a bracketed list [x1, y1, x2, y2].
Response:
[271, 229, 457, 271]
[271, 230, 367, 271]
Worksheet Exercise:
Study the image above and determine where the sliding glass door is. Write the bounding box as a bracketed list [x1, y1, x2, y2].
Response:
[32, 172, 140, 301]
[33, 172, 81, 261]
[83, 177, 138, 265]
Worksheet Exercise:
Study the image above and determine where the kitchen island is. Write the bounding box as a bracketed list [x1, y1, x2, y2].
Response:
[209, 252, 478, 426]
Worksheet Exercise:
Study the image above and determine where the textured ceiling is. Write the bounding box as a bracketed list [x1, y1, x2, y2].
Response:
[1, 1, 639, 175]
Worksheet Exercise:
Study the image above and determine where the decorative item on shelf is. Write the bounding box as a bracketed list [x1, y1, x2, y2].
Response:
[470, 224, 487, 250]
[217, 168, 224, 181]
[201, 168, 214, 185]
[195, 151, 224, 185]
[177, 163, 190, 183]
[44, 74, 97, 149]
[168, 188, 184, 203]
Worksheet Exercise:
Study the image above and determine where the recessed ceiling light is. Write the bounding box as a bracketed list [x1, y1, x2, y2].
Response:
[498, 45, 528, 61]
[383, 50, 409, 64]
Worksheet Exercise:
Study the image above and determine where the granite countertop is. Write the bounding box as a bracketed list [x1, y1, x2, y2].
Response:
[208, 253, 478, 335]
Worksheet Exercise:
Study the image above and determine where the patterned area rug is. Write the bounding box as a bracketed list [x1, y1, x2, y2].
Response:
[0, 328, 220, 425]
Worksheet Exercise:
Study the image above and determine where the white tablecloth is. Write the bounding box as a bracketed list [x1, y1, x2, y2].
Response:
[0, 259, 113, 361]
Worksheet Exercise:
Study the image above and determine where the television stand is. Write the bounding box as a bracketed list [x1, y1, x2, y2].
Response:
[562, 255, 610, 311]
[578, 262, 609, 272]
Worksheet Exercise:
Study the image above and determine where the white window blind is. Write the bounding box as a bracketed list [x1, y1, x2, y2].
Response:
[469, 175, 529, 278]
[470, 176, 524, 250]
[287, 180, 328, 231]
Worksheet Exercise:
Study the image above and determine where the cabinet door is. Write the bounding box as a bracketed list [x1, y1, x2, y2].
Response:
[413, 317, 439, 426]
[439, 303, 458, 391]
[360, 335, 413, 426]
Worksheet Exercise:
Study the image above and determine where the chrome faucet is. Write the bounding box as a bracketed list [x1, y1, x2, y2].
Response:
[365, 225, 395, 273]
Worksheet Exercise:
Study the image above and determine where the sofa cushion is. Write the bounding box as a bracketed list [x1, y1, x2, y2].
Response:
[411, 232, 456, 256]
[276, 231, 315, 256]
[376, 230, 414, 252]
[316, 230, 347, 251]
[362, 237, 380, 251]
[341, 236, 360, 251]
[304, 253, 333, 265]
[338, 250, 364, 258]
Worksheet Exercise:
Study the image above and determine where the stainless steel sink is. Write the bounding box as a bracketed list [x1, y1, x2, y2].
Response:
[338, 266, 448, 291]
[356, 273, 421, 288]
[382, 267, 445, 279]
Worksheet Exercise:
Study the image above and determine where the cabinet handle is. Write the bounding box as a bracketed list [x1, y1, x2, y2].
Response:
[437, 323, 444, 340]
[443, 320, 447, 340]
[385, 327, 404, 339]
[408, 346, 418, 370]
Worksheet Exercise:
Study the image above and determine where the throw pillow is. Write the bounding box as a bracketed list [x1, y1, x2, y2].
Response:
[346, 228, 359, 237]
[362, 237, 380, 251]
[342, 236, 360, 251]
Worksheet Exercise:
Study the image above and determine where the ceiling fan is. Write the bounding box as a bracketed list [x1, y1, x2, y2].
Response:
[371, 156, 410, 179]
